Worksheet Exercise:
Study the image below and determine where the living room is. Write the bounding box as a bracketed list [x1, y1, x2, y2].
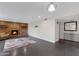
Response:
[0, 0, 79, 58]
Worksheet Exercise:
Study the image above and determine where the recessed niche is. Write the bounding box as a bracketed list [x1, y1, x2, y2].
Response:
[11, 30, 18, 35]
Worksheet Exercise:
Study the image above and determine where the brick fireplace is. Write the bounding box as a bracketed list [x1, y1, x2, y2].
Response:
[0, 20, 28, 40]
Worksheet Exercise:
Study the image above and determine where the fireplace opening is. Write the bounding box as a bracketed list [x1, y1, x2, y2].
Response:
[11, 30, 18, 35]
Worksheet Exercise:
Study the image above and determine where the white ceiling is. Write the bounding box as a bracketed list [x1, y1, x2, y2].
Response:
[0, 2, 79, 23]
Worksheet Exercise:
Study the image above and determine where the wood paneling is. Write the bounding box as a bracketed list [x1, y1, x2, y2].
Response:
[0, 20, 28, 40]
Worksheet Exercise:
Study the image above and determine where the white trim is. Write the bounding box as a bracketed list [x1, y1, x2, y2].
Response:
[29, 35, 56, 43]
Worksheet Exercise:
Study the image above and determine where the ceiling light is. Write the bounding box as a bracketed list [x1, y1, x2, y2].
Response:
[48, 2, 55, 12]
[38, 16, 41, 18]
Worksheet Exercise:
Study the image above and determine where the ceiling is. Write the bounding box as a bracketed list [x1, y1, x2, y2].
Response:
[0, 2, 79, 23]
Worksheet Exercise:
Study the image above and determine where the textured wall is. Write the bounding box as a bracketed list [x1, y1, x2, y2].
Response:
[0, 20, 28, 39]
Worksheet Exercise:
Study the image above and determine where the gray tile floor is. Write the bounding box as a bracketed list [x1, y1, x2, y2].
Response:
[0, 37, 79, 56]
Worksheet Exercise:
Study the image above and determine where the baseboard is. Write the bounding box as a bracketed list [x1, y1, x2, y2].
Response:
[29, 35, 56, 43]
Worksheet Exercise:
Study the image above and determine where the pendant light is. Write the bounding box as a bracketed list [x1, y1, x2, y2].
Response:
[48, 2, 55, 12]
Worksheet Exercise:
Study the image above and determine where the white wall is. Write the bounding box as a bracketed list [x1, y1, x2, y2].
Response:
[28, 18, 57, 43]
[55, 19, 59, 42]
[59, 21, 64, 39]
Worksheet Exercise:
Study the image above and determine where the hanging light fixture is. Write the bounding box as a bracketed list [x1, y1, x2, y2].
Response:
[48, 2, 55, 12]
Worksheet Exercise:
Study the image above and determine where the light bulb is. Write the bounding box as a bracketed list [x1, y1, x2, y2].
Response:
[48, 3, 55, 12]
